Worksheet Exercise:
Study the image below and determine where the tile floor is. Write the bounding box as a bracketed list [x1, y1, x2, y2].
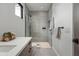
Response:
[32, 42, 57, 56]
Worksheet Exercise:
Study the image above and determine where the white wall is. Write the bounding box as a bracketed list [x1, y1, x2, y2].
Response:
[0, 3, 25, 37]
[52, 3, 73, 56]
[31, 11, 48, 42]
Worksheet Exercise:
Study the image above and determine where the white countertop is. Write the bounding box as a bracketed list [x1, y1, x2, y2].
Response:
[0, 37, 32, 56]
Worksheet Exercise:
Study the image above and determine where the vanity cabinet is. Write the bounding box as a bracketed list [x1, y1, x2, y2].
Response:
[19, 41, 32, 56]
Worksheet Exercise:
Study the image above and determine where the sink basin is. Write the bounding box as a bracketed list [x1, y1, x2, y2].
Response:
[0, 45, 16, 52]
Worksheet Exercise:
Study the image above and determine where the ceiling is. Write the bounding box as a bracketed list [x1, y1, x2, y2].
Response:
[26, 3, 51, 11]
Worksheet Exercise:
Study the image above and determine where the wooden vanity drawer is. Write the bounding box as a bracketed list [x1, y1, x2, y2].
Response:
[19, 41, 32, 56]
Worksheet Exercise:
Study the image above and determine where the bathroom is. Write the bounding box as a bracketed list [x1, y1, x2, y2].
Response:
[0, 3, 55, 56]
[0, 3, 79, 56]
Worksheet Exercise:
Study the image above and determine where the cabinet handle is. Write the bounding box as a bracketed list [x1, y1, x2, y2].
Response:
[28, 48, 32, 53]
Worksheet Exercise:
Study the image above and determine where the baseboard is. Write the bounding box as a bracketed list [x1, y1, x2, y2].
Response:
[52, 46, 60, 56]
